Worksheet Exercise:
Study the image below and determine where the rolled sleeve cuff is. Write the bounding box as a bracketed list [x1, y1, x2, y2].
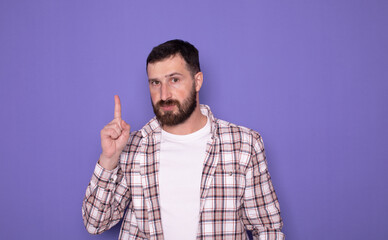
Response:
[258, 231, 285, 240]
[90, 163, 119, 189]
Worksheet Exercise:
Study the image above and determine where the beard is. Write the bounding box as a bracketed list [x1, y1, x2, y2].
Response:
[152, 83, 197, 126]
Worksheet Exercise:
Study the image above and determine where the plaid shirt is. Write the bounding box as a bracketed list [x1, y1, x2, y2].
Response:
[82, 105, 284, 240]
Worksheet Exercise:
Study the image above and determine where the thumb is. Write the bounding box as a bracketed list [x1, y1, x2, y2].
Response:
[117, 120, 130, 146]
[121, 120, 131, 134]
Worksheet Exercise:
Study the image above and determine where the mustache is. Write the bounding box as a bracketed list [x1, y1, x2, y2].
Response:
[156, 99, 180, 107]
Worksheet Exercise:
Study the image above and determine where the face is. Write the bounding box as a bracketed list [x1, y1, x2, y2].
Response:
[147, 54, 202, 126]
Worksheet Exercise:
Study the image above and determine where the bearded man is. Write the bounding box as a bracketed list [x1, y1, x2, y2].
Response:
[82, 39, 285, 240]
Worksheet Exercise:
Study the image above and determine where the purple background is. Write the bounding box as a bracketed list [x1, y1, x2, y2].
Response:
[1, 0, 387, 239]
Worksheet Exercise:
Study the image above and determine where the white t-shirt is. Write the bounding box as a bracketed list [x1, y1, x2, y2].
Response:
[159, 117, 211, 239]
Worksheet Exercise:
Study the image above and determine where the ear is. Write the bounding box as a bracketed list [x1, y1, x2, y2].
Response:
[194, 72, 203, 92]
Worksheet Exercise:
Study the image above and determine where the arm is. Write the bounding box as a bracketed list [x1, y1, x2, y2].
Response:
[82, 95, 131, 234]
[242, 134, 285, 240]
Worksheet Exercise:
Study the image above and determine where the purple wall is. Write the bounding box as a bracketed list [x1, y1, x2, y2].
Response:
[1, 1, 387, 239]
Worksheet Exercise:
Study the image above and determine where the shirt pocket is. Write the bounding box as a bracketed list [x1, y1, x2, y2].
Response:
[212, 164, 244, 212]
[214, 164, 244, 194]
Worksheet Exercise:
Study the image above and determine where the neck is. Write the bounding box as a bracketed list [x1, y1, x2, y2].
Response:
[162, 103, 207, 135]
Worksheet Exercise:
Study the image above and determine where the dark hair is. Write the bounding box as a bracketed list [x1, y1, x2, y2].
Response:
[146, 39, 201, 76]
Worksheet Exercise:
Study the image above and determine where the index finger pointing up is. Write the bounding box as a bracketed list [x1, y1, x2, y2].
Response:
[114, 95, 122, 119]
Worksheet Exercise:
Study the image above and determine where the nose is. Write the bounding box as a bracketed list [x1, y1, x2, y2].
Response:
[160, 83, 172, 101]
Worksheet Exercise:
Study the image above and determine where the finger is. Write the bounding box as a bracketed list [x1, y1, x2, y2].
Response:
[101, 124, 122, 138]
[114, 95, 122, 119]
[122, 120, 130, 131]
[109, 124, 123, 137]
[102, 127, 121, 139]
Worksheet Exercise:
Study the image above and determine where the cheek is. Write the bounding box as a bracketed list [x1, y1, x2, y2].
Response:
[175, 86, 191, 98]
[149, 90, 159, 102]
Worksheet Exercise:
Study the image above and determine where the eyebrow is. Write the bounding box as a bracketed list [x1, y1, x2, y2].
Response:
[165, 72, 183, 78]
[148, 72, 183, 82]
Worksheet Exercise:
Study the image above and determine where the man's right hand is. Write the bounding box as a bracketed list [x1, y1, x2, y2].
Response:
[99, 95, 131, 170]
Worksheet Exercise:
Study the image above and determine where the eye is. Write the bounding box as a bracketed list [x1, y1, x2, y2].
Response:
[150, 80, 160, 86]
[171, 78, 179, 83]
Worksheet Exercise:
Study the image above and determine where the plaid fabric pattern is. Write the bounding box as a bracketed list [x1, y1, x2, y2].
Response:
[82, 105, 284, 240]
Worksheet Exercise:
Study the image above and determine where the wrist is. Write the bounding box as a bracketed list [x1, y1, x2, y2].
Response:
[98, 154, 119, 170]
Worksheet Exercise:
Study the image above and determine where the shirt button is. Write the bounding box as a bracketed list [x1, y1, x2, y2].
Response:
[229, 171, 233, 176]
[110, 175, 117, 182]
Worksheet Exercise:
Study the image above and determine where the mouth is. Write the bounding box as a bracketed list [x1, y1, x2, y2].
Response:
[157, 99, 179, 112]
[160, 104, 176, 112]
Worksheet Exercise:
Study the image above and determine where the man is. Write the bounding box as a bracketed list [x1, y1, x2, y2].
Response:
[82, 39, 285, 239]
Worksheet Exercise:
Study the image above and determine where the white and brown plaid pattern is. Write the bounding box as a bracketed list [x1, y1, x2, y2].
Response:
[83, 105, 284, 240]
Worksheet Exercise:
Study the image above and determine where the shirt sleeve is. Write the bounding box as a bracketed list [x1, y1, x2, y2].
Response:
[241, 134, 285, 240]
[82, 160, 131, 234]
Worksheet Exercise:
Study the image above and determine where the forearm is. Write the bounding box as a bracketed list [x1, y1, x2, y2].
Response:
[243, 135, 285, 239]
[243, 166, 284, 240]
[82, 163, 130, 234]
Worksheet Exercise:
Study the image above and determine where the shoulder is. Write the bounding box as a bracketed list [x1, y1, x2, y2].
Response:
[122, 130, 143, 152]
[214, 118, 265, 151]
[119, 130, 144, 167]
[215, 118, 263, 141]
[129, 130, 143, 140]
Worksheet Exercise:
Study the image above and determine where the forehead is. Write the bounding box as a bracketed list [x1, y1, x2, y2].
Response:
[147, 54, 190, 78]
